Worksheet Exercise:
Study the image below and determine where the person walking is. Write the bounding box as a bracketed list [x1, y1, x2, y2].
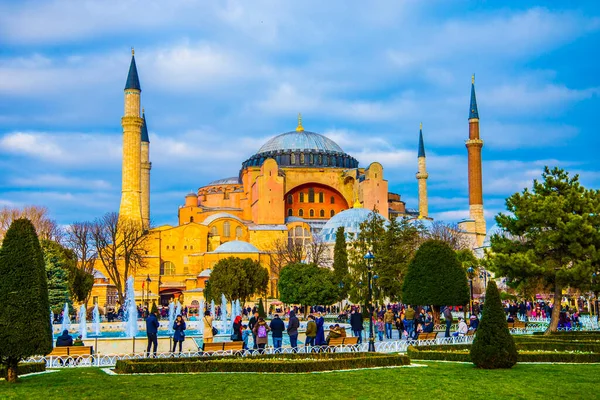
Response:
[315, 312, 326, 347]
[443, 306, 454, 338]
[203, 310, 214, 344]
[172, 314, 186, 353]
[253, 317, 270, 352]
[269, 314, 285, 352]
[350, 307, 364, 344]
[305, 315, 317, 351]
[146, 311, 160, 357]
[384, 306, 395, 339]
[287, 310, 300, 351]
[248, 311, 259, 349]
[403, 305, 415, 340]
[232, 315, 243, 342]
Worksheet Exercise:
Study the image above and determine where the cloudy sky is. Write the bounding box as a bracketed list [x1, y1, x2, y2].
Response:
[0, 1, 598, 229]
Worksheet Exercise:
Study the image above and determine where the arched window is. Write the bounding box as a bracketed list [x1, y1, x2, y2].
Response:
[319, 192, 324, 203]
[330, 196, 335, 204]
[300, 153, 305, 164]
[320, 209, 325, 217]
[308, 188, 315, 203]
[288, 208, 293, 217]
[287, 194, 293, 204]
[236, 226, 243, 239]
[309, 209, 315, 217]
[189, 216, 194, 223]
[299, 192, 305, 203]
[291, 153, 296, 165]
[210, 226, 218, 236]
[288, 226, 312, 247]
[223, 221, 231, 237]
[161, 261, 176, 275]
[330, 210, 335, 217]
[318, 154, 323, 164]
[299, 209, 304, 217]
[309, 153, 314, 164]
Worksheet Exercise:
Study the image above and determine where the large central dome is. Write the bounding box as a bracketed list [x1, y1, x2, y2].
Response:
[256, 131, 345, 155]
[241, 122, 359, 170]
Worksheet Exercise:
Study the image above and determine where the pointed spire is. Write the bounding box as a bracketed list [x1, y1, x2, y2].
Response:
[469, 74, 478, 119]
[125, 49, 141, 91]
[141, 108, 150, 143]
[418, 122, 425, 158]
[296, 113, 304, 131]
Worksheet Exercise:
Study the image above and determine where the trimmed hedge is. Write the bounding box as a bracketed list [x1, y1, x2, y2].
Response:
[115, 352, 410, 374]
[0, 362, 45, 379]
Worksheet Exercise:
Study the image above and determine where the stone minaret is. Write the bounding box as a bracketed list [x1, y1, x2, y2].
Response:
[466, 75, 486, 246]
[416, 123, 429, 218]
[118, 49, 143, 224]
[141, 109, 151, 229]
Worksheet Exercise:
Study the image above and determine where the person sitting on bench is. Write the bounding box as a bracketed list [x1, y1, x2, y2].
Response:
[56, 330, 73, 347]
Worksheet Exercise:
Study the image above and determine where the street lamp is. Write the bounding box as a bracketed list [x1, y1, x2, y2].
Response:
[467, 267, 475, 315]
[364, 251, 376, 352]
[145, 275, 152, 307]
[592, 272, 599, 323]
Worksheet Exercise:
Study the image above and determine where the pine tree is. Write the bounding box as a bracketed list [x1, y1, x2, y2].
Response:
[402, 239, 469, 320]
[0, 218, 52, 382]
[470, 280, 517, 369]
[151, 301, 158, 315]
[42, 240, 73, 313]
[332, 226, 348, 300]
[257, 298, 266, 318]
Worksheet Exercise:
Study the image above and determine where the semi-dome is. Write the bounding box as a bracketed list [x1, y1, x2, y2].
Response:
[207, 177, 241, 186]
[241, 126, 359, 170]
[483, 223, 509, 248]
[320, 208, 387, 243]
[212, 240, 259, 253]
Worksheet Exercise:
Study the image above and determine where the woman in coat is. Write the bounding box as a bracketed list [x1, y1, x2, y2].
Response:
[203, 310, 214, 343]
[252, 317, 270, 352]
[315, 312, 326, 346]
[172, 314, 186, 353]
[232, 315, 243, 341]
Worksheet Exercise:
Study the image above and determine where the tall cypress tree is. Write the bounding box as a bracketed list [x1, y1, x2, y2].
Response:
[42, 239, 73, 313]
[0, 218, 52, 382]
[470, 280, 517, 369]
[332, 226, 348, 300]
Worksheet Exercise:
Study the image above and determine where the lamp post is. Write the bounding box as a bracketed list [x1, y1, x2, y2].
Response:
[364, 251, 376, 352]
[467, 267, 475, 315]
[593, 272, 599, 324]
[145, 275, 151, 308]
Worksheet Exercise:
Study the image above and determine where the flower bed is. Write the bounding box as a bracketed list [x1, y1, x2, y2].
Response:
[115, 352, 410, 374]
[0, 362, 45, 379]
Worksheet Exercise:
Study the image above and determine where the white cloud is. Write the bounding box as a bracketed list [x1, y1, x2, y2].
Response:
[10, 174, 111, 190]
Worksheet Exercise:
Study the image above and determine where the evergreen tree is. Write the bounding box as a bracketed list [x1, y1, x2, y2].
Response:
[490, 167, 600, 333]
[332, 226, 349, 300]
[209, 257, 269, 304]
[151, 301, 158, 315]
[41, 240, 73, 313]
[402, 240, 469, 320]
[0, 218, 52, 382]
[470, 280, 517, 369]
[257, 298, 266, 318]
[278, 263, 340, 314]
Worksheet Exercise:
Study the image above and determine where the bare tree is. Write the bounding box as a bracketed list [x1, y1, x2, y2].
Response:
[425, 221, 472, 250]
[305, 234, 332, 267]
[0, 205, 62, 244]
[269, 234, 331, 276]
[90, 212, 148, 304]
[64, 221, 97, 306]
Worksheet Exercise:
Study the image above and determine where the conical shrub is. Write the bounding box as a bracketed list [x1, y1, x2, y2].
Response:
[470, 280, 517, 369]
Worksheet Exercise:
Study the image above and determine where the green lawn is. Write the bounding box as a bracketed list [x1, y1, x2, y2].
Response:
[1, 361, 597, 400]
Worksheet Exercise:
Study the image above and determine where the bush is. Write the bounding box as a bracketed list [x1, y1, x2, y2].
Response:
[115, 352, 410, 374]
[470, 281, 517, 369]
[407, 346, 600, 363]
[0, 362, 45, 379]
[407, 346, 471, 362]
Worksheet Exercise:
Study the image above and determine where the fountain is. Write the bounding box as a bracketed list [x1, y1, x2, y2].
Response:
[123, 276, 138, 337]
[175, 301, 182, 318]
[78, 304, 87, 339]
[60, 303, 70, 333]
[50, 309, 54, 327]
[93, 304, 101, 336]
[210, 300, 215, 318]
[167, 301, 175, 334]
[221, 294, 228, 334]
[199, 299, 205, 318]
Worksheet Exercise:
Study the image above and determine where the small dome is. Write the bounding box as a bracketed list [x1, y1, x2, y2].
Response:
[207, 177, 241, 186]
[201, 212, 244, 226]
[198, 269, 212, 278]
[257, 131, 344, 154]
[320, 208, 387, 243]
[212, 240, 259, 253]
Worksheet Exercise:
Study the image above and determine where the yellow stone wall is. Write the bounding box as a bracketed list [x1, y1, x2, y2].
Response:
[141, 142, 151, 229]
[416, 156, 429, 218]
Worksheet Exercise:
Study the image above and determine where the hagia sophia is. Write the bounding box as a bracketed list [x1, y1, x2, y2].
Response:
[91, 51, 488, 309]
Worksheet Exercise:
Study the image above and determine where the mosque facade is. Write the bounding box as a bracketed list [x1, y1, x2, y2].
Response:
[91, 51, 487, 309]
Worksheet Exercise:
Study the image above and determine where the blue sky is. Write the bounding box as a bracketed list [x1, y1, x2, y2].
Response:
[0, 1, 599, 229]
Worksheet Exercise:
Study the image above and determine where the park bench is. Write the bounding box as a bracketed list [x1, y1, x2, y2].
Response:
[49, 346, 93, 357]
[416, 332, 438, 341]
[202, 342, 244, 354]
[327, 336, 359, 352]
[466, 330, 476, 336]
[509, 321, 527, 329]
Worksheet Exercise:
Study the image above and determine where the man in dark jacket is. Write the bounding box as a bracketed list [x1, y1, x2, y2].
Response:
[146, 311, 160, 357]
[287, 310, 300, 351]
[248, 311, 259, 349]
[56, 330, 73, 347]
[443, 306, 453, 338]
[269, 314, 285, 352]
[349, 307, 364, 344]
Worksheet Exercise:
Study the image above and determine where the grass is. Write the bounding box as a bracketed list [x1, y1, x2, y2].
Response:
[1, 362, 598, 399]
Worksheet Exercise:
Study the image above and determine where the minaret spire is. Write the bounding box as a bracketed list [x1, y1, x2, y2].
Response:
[125, 50, 141, 91]
[416, 123, 429, 218]
[466, 74, 486, 246]
[141, 109, 151, 229]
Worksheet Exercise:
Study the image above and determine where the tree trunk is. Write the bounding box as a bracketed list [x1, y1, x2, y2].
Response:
[432, 305, 441, 325]
[545, 282, 563, 335]
[7, 358, 18, 383]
